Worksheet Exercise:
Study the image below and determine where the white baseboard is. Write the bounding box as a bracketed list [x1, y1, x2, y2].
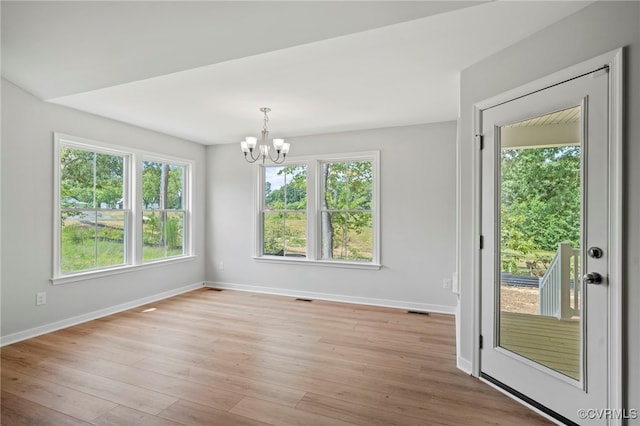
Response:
[457, 356, 473, 374]
[205, 281, 456, 315]
[0, 282, 205, 347]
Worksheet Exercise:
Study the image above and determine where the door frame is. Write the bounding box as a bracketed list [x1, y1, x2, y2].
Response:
[470, 48, 624, 422]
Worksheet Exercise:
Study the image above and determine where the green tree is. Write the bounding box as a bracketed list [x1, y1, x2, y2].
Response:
[142, 162, 184, 255]
[322, 161, 373, 261]
[501, 146, 581, 255]
[263, 165, 307, 255]
[60, 148, 123, 208]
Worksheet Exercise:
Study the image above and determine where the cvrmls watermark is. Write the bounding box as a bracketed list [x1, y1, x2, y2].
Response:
[577, 408, 638, 420]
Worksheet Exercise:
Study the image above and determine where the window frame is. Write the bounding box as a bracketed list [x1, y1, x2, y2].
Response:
[140, 157, 190, 263]
[52, 133, 195, 285]
[259, 162, 308, 258]
[254, 151, 380, 269]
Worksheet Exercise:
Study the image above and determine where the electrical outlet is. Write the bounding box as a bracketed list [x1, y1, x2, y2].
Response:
[443, 279, 452, 289]
[36, 292, 47, 306]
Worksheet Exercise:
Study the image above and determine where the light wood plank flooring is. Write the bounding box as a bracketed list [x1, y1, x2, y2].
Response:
[1, 288, 552, 425]
[500, 311, 580, 379]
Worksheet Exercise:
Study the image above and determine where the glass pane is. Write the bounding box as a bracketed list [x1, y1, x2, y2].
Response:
[498, 106, 582, 380]
[143, 211, 164, 261]
[263, 212, 307, 257]
[143, 210, 183, 261]
[166, 211, 185, 256]
[264, 165, 306, 210]
[143, 162, 183, 210]
[95, 153, 124, 209]
[283, 212, 306, 257]
[61, 211, 96, 273]
[321, 212, 373, 262]
[322, 161, 373, 210]
[96, 211, 126, 267]
[347, 161, 373, 210]
[263, 212, 284, 255]
[60, 148, 97, 208]
[322, 162, 347, 210]
[142, 161, 162, 209]
[167, 165, 184, 210]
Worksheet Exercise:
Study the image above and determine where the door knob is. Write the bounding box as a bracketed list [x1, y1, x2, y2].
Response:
[583, 272, 603, 285]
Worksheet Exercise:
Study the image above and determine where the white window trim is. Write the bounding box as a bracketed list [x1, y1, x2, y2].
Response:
[52, 133, 195, 285]
[140, 155, 193, 264]
[254, 150, 381, 269]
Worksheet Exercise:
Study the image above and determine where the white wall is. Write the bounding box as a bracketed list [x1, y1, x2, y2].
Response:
[457, 0, 640, 417]
[206, 123, 458, 313]
[0, 79, 207, 342]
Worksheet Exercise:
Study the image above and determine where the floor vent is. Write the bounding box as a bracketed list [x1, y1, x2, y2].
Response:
[208, 288, 223, 292]
[295, 298, 313, 302]
[407, 310, 430, 316]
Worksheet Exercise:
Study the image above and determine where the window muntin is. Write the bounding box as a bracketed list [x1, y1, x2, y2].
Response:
[262, 165, 307, 257]
[320, 161, 374, 262]
[59, 146, 128, 274]
[142, 161, 186, 261]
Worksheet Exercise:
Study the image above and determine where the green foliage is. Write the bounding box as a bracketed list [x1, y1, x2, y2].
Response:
[60, 217, 125, 273]
[263, 166, 307, 256]
[262, 161, 374, 260]
[59, 148, 187, 272]
[142, 162, 184, 209]
[60, 147, 123, 208]
[322, 161, 373, 261]
[324, 161, 372, 210]
[142, 212, 184, 261]
[264, 165, 307, 211]
[263, 212, 306, 256]
[501, 146, 580, 257]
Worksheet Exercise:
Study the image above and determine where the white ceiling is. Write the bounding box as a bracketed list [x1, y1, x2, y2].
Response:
[1, 1, 592, 145]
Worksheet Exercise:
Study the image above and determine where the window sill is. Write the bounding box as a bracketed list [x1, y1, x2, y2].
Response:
[253, 256, 382, 270]
[50, 255, 197, 285]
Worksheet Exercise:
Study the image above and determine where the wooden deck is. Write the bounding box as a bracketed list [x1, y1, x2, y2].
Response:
[1, 289, 553, 425]
[500, 311, 580, 379]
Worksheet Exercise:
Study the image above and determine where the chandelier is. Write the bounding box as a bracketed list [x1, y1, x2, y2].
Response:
[240, 107, 290, 164]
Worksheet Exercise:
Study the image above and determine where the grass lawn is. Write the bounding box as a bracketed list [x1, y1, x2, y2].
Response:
[263, 212, 373, 261]
[61, 219, 183, 273]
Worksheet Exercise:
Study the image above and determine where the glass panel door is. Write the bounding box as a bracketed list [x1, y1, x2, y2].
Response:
[479, 67, 611, 423]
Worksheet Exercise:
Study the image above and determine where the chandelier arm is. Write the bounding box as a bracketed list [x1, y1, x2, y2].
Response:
[244, 149, 261, 163]
[267, 148, 281, 163]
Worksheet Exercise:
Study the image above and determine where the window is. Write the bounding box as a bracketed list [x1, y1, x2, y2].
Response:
[54, 134, 193, 282]
[320, 160, 373, 262]
[142, 161, 186, 261]
[262, 165, 307, 257]
[257, 151, 379, 268]
[59, 145, 129, 273]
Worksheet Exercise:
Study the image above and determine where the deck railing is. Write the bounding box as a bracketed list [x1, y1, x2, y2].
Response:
[539, 242, 580, 320]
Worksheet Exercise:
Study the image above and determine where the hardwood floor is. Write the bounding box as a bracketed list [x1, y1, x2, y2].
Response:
[1, 288, 552, 425]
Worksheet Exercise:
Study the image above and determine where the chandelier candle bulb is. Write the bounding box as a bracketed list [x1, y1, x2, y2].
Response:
[273, 138, 285, 151]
